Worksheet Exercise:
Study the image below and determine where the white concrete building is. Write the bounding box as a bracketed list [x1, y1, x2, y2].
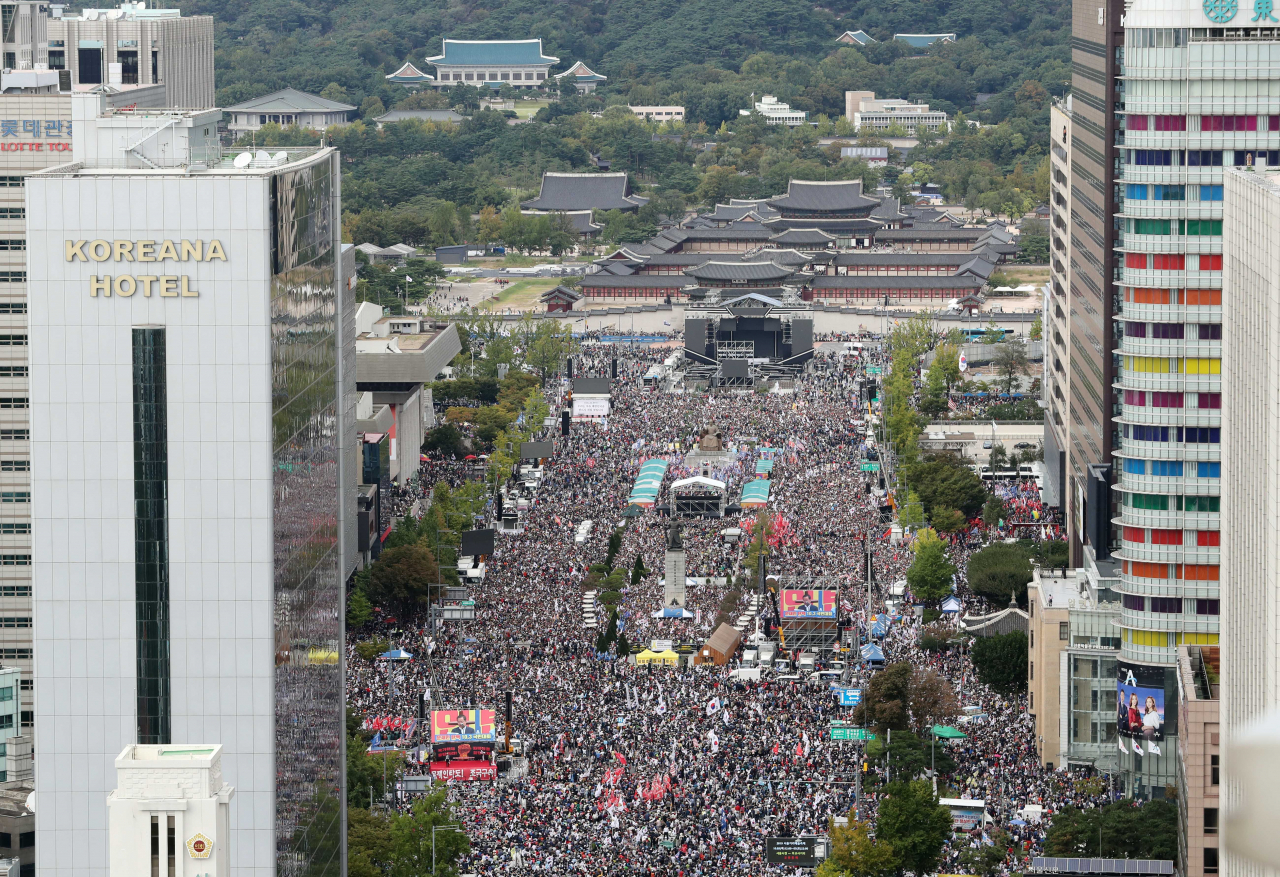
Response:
[48, 2, 215, 109]
[223, 87, 355, 136]
[740, 95, 807, 127]
[27, 95, 352, 877]
[629, 106, 685, 122]
[845, 90, 949, 132]
[107, 744, 233, 877]
[1221, 166, 1280, 877]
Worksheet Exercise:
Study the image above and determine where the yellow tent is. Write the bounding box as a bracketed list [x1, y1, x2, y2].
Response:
[636, 649, 678, 666]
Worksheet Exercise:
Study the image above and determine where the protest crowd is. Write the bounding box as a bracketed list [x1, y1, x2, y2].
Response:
[345, 337, 1103, 877]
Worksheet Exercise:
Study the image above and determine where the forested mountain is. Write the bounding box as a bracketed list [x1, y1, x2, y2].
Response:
[183, 0, 1069, 125]
[198, 0, 1066, 254]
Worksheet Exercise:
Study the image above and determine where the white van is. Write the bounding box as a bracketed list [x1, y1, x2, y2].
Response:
[742, 649, 758, 668]
[757, 642, 777, 666]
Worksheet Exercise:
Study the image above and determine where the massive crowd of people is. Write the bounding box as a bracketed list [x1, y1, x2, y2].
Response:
[346, 338, 1100, 877]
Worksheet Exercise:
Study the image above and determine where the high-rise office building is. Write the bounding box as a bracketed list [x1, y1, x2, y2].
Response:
[27, 96, 352, 877]
[1065, 0, 1126, 565]
[1220, 166, 1280, 877]
[1107, 0, 1280, 798]
[0, 92, 73, 743]
[1044, 98, 1073, 512]
[48, 3, 214, 109]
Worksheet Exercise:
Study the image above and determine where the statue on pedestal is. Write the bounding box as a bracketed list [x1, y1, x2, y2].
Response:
[666, 520, 683, 551]
[697, 425, 725, 452]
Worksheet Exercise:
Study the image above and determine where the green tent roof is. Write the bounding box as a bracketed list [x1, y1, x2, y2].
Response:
[932, 725, 967, 739]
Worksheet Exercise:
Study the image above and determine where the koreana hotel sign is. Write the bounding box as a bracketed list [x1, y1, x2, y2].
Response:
[64, 238, 228, 297]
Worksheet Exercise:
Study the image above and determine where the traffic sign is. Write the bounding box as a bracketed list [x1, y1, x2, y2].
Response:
[830, 727, 875, 741]
[859, 463, 880, 472]
[866, 367, 882, 375]
[836, 687, 863, 707]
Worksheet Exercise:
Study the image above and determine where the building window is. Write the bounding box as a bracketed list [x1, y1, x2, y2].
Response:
[1150, 597, 1182, 614]
[1124, 594, 1146, 612]
[1059, 622, 1069, 640]
[501, 72, 509, 80]
[0, 430, 27, 440]
[0, 832, 10, 848]
[0, 399, 26, 409]
[0, 493, 28, 503]
[0, 336, 25, 346]
[1205, 807, 1219, 834]
[0, 209, 23, 220]
[464, 73, 473, 81]
[0, 558, 29, 568]
[0, 524, 29, 534]
[0, 304, 24, 314]
[1204, 847, 1219, 874]
[1030, 661, 1034, 680]
[0, 273, 24, 283]
[1196, 599, 1221, 615]
[1198, 324, 1222, 340]
[1196, 530, 1221, 546]
[17, 832, 31, 849]
[1211, 753, 1220, 785]
[0, 367, 27, 378]
[0, 460, 25, 471]
[133, 328, 171, 746]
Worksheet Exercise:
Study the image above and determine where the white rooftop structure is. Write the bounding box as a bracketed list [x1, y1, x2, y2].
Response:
[741, 95, 808, 127]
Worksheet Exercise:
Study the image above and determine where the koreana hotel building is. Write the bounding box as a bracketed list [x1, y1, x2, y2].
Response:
[27, 96, 353, 876]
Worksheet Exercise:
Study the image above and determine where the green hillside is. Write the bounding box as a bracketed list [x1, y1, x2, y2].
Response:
[182, 0, 1069, 123]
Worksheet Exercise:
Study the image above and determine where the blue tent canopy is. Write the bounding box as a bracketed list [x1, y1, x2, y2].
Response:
[380, 648, 413, 660]
[870, 619, 888, 638]
[941, 596, 962, 613]
[860, 643, 885, 664]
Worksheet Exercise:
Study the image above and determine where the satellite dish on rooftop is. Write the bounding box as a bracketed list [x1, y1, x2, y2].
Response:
[255, 150, 270, 163]
[272, 151, 287, 162]
[232, 152, 252, 169]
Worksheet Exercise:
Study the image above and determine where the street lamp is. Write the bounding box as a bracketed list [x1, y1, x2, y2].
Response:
[432, 824, 467, 874]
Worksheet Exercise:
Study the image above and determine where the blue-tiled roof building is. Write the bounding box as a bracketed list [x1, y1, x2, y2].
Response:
[426, 39, 559, 89]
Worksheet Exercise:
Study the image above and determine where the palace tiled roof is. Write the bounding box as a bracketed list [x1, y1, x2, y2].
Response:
[874, 227, 988, 242]
[579, 274, 689, 288]
[557, 61, 607, 82]
[894, 33, 957, 48]
[427, 39, 559, 66]
[225, 87, 355, 113]
[768, 228, 835, 246]
[376, 110, 463, 123]
[540, 285, 583, 302]
[678, 224, 775, 241]
[704, 203, 780, 222]
[522, 172, 647, 212]
[956, 256, 997, 280]
[763, 217, 883, 233]
[836, 30, 877, 45]
[871, 196, 907, 222]
[810, 274, 985, 290]
[833, 252, 971, 267]
[766, 179, 878, 213]
[385, 62, 434, 84]
[684, 261, 797, 283]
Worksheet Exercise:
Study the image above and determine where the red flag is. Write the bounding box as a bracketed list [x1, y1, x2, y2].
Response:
[796, 741, 804, 757]
[771, 742, 780, 755]
[613, 751, 627, 766]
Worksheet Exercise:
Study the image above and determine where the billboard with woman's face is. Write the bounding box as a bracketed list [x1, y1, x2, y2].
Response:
[1117, 662, 1165, 756]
